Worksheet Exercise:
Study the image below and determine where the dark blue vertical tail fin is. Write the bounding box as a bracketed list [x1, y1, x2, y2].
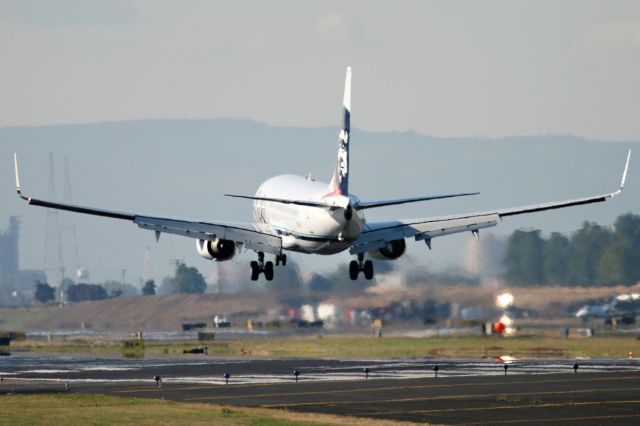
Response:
[329, 66, 351, 197]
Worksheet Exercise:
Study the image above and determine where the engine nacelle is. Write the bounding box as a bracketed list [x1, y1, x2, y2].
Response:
[368, 239, 406, 260]
[196, 238, 236, 261]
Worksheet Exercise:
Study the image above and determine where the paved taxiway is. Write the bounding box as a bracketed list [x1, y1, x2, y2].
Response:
[2, 356, 639, 425]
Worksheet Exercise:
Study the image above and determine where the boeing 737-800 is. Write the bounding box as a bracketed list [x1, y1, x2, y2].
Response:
[13, 67, 631, 281]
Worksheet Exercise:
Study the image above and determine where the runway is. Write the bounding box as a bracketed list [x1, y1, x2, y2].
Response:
[2, 355, 639, 424]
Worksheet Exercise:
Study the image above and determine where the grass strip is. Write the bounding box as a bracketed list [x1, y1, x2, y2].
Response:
[0, 393, 413, 426]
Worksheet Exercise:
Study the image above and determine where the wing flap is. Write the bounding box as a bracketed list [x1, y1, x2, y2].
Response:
[351, 214, 499, 254]
[135, 216, 282, 253]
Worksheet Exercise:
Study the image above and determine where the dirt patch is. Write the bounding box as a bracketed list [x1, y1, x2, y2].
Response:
[14, 292, 283, 332]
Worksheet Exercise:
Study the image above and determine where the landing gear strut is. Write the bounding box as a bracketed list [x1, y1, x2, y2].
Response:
[250, 252, 274, 281]
[349, 253, 374, 280]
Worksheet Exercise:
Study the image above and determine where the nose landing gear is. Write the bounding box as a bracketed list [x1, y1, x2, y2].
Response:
[250, 252, 274, 281]
[349, 253, 374, 280]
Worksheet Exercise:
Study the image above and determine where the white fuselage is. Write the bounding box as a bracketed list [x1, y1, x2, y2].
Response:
[253, 175, 365, 254]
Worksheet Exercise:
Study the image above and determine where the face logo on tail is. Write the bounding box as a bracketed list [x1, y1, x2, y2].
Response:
[339, 129, 349, 146]
[338, 129, 349, 180]
[325, 67, 352, 199]
[338, 148, 348, 179]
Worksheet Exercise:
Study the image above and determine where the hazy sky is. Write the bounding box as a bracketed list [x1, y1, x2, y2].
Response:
[2, 0, 640, 141]
[1, 1, 639, 286]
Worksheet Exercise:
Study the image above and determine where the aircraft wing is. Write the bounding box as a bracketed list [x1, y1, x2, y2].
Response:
[350, 150, 631, 254]
[13, 155, 282, 254]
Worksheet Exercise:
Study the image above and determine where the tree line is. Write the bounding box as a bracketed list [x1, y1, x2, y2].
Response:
[33, 261, 207, 303]
[32, 212, 640, 303]
[503, 213, 640, 286]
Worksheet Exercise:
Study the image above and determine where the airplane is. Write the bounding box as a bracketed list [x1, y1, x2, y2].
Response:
[13, 67, 631, 282]
[576, 293, 640, 320]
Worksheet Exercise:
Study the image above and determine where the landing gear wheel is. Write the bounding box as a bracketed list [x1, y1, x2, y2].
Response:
[264, 261, 274, 281]
[363, 260, 374, 280]
[250, 261, 260, 281]
[349, 260, 359, 280]
[275, 254, 287, 266]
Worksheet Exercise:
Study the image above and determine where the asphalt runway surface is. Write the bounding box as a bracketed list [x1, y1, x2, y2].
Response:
[2, 354, 639, 425]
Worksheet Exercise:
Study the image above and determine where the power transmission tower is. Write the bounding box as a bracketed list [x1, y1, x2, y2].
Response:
[43, 153, 65, 304]
[61, 157, 86, 281]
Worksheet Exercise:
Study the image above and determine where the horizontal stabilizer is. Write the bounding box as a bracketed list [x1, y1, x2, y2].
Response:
[225, 194, 350, 209]
[354, 192, 479, 210]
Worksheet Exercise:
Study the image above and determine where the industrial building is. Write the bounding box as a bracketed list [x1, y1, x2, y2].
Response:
[0, 216, 46, 306]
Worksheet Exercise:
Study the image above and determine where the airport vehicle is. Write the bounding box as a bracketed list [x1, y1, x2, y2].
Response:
[13, 68, 631, 281]
[576, 293, 640, 324]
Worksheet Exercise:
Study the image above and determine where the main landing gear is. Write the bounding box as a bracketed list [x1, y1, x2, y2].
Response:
[250, 252, 287, 281]
[349, 253, 374, 280]
[250, 252, 274, 281]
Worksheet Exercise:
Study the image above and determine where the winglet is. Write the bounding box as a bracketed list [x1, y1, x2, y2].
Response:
[613, 149, 631, 196]
[620, 149, 631, 190]
[13, 153, 28, 201]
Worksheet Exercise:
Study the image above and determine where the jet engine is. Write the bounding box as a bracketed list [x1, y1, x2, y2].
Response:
[196, 238, 236, 261]
[368, 239, 406, 260]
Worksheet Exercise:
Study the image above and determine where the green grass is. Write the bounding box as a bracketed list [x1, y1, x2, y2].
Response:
[215, 335, 638, 359]
[12, 334, 639, 359]
[0, 394, 366, 426]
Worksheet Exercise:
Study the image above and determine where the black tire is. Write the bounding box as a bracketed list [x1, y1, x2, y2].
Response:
[250, 261, 260, 281]
[349, 260, 359, 280]
[363, 260, 374, 280]
[264, 261, 274, 281]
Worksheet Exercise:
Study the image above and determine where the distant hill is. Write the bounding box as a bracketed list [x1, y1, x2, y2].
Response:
[1, 119, 637, 285]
